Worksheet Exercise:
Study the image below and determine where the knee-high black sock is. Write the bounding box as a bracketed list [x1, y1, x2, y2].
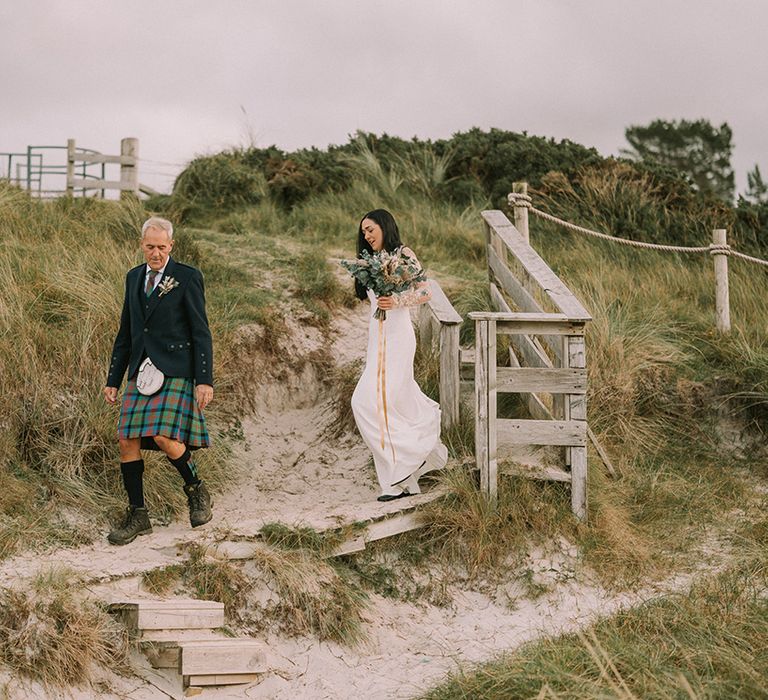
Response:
[168, 448, 200, 487]
[120, 460, 145, 508]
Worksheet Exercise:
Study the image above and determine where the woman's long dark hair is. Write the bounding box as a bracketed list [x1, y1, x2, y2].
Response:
[355, 209, 403, 300]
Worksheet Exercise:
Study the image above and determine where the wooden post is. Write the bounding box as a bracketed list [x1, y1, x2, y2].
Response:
[439, 323, 460, 432]
[66, 139, 75, 196]
[417, 303, 433, 349]
[512, 182, 530, 244]
[120, 137, 139, 197]
[474, 319, 497, 508]
[712, 229, 731, 333]
[567, 335, 587, 521]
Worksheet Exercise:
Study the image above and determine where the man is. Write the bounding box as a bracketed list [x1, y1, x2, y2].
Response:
[104, 217, 214, 545]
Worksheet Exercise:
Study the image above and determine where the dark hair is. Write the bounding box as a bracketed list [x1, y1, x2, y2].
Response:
[355, 209, 403, 300]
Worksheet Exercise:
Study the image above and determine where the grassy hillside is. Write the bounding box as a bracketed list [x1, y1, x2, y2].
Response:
[2, 128, 767, 695]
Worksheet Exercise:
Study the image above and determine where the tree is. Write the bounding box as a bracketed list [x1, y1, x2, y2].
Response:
[622, 119, 735, 202]
[744, 164, 768, 204]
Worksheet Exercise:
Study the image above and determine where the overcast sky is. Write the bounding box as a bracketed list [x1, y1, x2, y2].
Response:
[1, 0, 765, 195]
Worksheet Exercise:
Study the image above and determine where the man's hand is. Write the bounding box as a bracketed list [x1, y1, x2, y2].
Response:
[103, 387, 118, 405]
[196, 384, 214, 410]
[377, 296, 395, 310]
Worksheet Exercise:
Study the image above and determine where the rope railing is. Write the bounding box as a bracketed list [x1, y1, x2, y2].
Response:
[507, 191, 768, 267]
[506, 184, 768, 334]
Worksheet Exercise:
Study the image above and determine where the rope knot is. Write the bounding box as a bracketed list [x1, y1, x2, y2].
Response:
[708, 243, 732, 256]
[507, 192, 532, 207]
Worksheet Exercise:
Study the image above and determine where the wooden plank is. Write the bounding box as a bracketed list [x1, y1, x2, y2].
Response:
[497, 318, 585, 337]
[488, 320, 497, 508]
[481, 210, 592, 321]
[69, 177, 134, 190]
[496, 367, 587, 394]
[137, 603, 224, 631]
[475, 320, 490, 503]
[426, 279, 462, 325]
[567, 336, 588, 521]
[489, 261, 563, 364]
[74, 152, 135, 165]
[330, 488, 448, 556]
[185, 673, 260, 687]
[500, 461, 571, 482]
[180, 640, 267, 676]
[417, 302, 433, 347]
[497, 419, 586, 446]
[488, 246, 542, 314]
[460, 347, 474, 365]
[439, 323, 460, 431]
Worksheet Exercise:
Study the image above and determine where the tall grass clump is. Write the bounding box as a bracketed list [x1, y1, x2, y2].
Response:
[0, 567, 128, 687]
[0, 185, 253, 557]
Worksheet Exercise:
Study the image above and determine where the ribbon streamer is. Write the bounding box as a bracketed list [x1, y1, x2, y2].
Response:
[375, 316, 397, 464]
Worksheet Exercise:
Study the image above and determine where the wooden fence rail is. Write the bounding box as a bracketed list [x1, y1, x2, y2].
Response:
[66, 137, 139, 196]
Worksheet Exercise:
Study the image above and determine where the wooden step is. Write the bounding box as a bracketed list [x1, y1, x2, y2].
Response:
[186, 672, 261, 687]
[109, 598, 225, 632]
[180, 639, 267, 677]
[139, 630, 224, 669]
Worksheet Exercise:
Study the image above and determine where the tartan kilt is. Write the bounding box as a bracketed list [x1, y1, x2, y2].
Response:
[118, 377, 210, 451]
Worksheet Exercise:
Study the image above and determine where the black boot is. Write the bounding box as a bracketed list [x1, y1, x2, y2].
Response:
[184, 481, 213, 528]
[107, 506, 152, 545]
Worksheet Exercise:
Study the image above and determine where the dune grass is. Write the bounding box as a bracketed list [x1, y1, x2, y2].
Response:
[0, 567, 129, 687]
[420, 551, 768, 700]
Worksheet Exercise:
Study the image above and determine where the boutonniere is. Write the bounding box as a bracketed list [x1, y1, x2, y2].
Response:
[157, 276, 180, 298]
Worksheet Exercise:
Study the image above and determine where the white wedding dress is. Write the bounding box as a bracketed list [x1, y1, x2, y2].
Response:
[351, 254, 446, 497]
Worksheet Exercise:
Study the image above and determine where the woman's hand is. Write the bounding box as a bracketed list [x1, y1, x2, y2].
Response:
[196, 384, 214, 410]
[377, 296, 396, 310]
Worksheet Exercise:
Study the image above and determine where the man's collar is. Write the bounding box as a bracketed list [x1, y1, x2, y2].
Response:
[145, 258, 171, 276]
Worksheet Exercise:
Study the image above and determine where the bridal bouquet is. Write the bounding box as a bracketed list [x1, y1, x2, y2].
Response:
[341, 249, 426, 320]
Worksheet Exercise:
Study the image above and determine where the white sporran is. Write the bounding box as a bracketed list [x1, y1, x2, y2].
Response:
[136, 357, 165, 395]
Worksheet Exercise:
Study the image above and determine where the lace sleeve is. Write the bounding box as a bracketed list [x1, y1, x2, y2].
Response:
[391, 247, 432, 308]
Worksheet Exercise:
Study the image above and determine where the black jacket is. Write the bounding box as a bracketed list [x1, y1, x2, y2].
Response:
[106, 257, 213, 389]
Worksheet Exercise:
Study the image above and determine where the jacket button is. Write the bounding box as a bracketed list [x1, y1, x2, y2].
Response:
[144, 328, 148, 333]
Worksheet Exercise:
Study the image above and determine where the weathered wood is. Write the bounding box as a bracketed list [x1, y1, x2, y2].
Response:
[481, 210, 592, 321]
[427, 279, 462, 325]
[110, 600, 224, 631]
[499, 461, 571, 482]
[489, 259, 563, 364]
[497, 419, 586, 446]
[180, 639, 267, 676]
[468, 313, 585, 337]
[74, 152, 136, 165]
[417, 302, 433, 347]
[496, 367, 587, 394]
[567, 335, 588, 521]
[712, 229, 731, 333]
[66, 139, 75, 196]
[331, 488, 448, 556]
[587, 426, 617, 477]
[488, 320, 497, 507]
[488, 245, 542, 314]
[69, 177, 135, 190]
[185, 673, 260, 687]
[120, 137, 139, 196]
[439, 323, 460, 431]
[475, 320, 490, 504]
[512, 182, 530, 243]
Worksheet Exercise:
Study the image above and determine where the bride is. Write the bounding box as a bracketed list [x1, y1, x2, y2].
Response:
[350, 209, 448, 502]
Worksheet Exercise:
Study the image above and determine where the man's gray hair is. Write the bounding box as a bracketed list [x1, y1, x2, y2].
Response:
[141, 217, 174, 240]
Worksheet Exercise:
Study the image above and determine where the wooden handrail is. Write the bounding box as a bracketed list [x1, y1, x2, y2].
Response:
[481, 210, 592, 322]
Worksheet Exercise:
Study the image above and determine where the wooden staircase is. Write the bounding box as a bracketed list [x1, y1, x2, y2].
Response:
[109, 598, 268, 691]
